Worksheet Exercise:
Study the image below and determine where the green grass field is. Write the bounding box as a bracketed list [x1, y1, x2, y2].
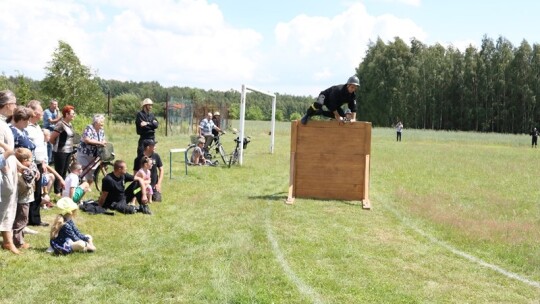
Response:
[1, 120, 539, 303]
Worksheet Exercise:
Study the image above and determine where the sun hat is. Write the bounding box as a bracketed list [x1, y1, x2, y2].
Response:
[213, 111, 220, 116]
[56, 197, 79, 215]
[141, 98, 153, 108]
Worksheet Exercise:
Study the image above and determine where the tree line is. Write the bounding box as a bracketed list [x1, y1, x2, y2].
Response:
[0, 41, 313, 124]
[4, 37, 540, 133]
[357, 35, 540, 133]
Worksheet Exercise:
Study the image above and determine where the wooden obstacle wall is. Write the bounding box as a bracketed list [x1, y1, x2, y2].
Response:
[288, 120, 371, 207]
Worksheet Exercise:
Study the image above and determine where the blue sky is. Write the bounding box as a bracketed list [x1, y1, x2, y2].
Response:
[1, 0, 539, 97]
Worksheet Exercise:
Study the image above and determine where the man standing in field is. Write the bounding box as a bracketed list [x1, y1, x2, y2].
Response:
[136, 98, 158, 156]
[300, 75, 359, 125]
[530, 127, 538, 148]
[42, 99, 60, 164]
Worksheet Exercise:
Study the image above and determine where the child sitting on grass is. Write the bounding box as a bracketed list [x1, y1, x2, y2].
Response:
[50, 197, 96, 254]
[134, 156, 153, 204]
[62, 162, 90, 205]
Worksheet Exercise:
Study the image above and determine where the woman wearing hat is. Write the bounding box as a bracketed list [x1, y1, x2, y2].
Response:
[50, 197, 96, 254]
[136, 98, 158, 156]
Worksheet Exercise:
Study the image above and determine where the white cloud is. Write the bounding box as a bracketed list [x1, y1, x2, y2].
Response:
[0, 0, 429, 96]
[268, 3, 427, 95]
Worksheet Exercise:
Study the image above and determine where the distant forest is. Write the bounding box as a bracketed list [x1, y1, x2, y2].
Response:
[3, 35, 540, 133]
[359, 35, 540, 133]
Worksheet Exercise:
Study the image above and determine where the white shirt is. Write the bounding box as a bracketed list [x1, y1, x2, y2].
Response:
[62, 172, 80, 198]
[26, 122, 47, 163]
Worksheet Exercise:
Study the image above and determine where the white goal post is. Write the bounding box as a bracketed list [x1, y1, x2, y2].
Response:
[238, 84, 277, 165]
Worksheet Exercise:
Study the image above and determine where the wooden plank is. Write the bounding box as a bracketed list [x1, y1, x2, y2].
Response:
[295, 182, 365, 200]
[287, 121, 298, 204]
[290, 120, 371, 203]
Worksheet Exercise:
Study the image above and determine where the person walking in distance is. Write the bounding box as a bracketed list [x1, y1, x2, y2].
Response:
[530, 127, 538, 148]
[395, 121, 403, 142]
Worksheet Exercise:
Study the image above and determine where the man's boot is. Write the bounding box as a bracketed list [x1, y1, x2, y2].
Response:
[301, 107, 317, 125]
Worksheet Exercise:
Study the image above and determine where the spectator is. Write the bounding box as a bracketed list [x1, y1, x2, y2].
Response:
[199, 112, 223, 151]
[62, 162, 91, 205]
[300, 75, 359, 125]
[49, 105, 76, 194]
[133, 156, 153, 205]
[0, 89, 20, 254]
[212, 111, 222, 138]
[26, 100, 48, 226]
[77, 114, 107, 187]
[135, 98, 158, 156]
[396, 121, 403, 142]
[98, 160, 151, 215]
[133, 139, 163, 202]
[10, 106, 36, 152]
[42, 99, 60, 164]
[50, 197, 96, 254]
[191, 139, 207, 165]
[530, 127, 538, 148]
[13, 147, 38, 250]
[39, 129, 65, 208]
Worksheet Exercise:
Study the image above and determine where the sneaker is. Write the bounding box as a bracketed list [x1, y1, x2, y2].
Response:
[46, 246, 54, 253]
[300, 114, 309, 125]
[23, 227, 39, 235]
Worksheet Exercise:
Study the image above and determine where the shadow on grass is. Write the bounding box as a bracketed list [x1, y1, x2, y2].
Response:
[248, 192, 288, 201]
[249, 192, 365, 207]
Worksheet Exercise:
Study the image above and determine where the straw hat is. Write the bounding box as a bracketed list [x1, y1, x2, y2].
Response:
[56, 197, 79, 215]
[141, 98, 153, 108]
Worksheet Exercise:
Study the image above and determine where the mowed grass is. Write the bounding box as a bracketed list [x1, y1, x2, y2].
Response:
[1, 121, 539, 303]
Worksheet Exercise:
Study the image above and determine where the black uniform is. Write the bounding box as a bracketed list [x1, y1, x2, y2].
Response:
[302, 84, 357, 122]
[135, 110, 158, 156]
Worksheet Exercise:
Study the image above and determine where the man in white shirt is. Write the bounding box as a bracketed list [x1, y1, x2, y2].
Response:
[26, 101, 49, 227]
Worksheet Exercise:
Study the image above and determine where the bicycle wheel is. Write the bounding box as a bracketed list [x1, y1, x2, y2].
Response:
[228, 150, 239, 168]
[93, 162, 112, 191]
[218, 145, 227, 165]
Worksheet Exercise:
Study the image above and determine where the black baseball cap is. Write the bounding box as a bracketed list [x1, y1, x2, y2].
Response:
[143, 139, 157, 147]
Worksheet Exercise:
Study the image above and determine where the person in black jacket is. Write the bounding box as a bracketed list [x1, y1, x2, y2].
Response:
[530, 127, 539, 148]
[136, 98, 158, 156]
[301, 75, 359, 125]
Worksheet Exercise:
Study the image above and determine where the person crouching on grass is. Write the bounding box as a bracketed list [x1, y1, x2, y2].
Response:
[50, 197, 96, 254]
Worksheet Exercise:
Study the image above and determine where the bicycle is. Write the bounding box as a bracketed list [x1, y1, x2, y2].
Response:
[228, 136, 251, 168]
[203, 132, 228, 165]
[69, 143, 115, 191]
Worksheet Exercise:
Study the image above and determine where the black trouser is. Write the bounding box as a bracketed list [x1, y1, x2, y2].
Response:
[305, 103, 345, 119]
[53, 151, 71, 194]
[397, 132, 402, 142]
[532, 137, 537, 147]
[125, 181, 143, 204]
[28, 163, 43, 225]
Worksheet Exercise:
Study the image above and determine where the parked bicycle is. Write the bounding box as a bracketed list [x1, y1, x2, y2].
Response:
[203, 132, 228, 165]
[228, 136, 251, 167]
[69, 143, 115, 191]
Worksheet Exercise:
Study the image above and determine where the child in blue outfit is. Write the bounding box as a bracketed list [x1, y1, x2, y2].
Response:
[49, 197, 96, 254]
